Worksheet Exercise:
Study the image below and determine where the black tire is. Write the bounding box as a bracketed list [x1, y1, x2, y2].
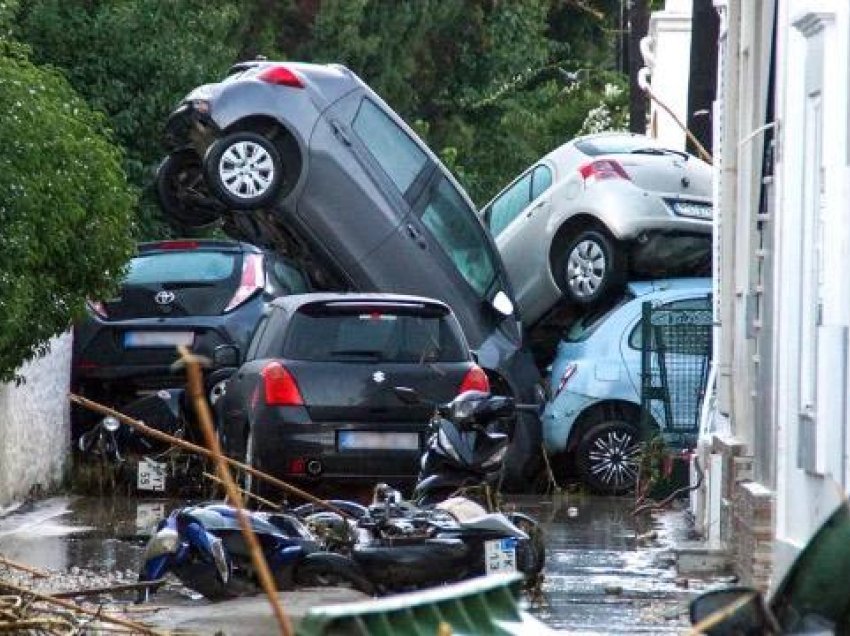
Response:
[155, 149, 222, 229]
[294, 553, 375, 595]
[204, 131, 284, 210]
[507, 513, 546, 577]
[575, 417, 642, 495]
[556, 228, 626, 307]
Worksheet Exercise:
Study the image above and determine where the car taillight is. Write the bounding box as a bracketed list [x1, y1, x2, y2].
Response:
[578, 159, 630, 184]
[258, 65, 304, 88]
[87, 300, 108, 319]
[554, 363, 578, 397]
[459, 365, 490, 394]
[225, 253, 264, 312]
[261, 362, 303, 406]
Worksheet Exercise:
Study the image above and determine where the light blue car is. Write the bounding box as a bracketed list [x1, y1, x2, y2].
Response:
[542, 278, 711, 494]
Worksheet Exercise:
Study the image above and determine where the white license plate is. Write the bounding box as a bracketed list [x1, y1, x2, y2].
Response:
[485, 538, 517, 575]
[672, 200, 713, 219]
[338, 431, 419, 451]
[137, 458, 167, 492]
[124, 331, 194, 348]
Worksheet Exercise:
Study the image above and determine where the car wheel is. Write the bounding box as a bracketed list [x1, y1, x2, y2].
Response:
[155, 149, 222, 228]
[575, 418, 642, 495]
[204, 131, 284, 210]
[557, 228, 626, 307]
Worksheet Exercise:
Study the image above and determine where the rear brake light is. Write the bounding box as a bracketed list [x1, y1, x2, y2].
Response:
[578, 160, 630, 184]
[554, 363, 578, 397]
[258, 65, 304, 88]
[262, 362, 304, 406]
[87, 300, 108, 319]
[225, 253, 264, 312]
[459, 365, 490, 394]
[149, 240, 200, 250]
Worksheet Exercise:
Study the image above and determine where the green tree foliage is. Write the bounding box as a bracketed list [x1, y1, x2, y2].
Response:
[14, 0, 244, 237]
[0, 38, 135, 381]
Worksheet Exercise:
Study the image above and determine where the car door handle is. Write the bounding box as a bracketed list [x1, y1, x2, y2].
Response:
[526, 200, 547, 217]
[329, 120, 352, 147]
[406, 224, 427, 249]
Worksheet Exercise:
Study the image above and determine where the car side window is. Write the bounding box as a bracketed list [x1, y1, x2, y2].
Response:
[419, 176, 497, 298]
[628, 295, 712, 350]
[487, 172, 532, 237]
[271, 258, 309, 294]
[531, 165, 553, 199]
[352, 98, 428, 196]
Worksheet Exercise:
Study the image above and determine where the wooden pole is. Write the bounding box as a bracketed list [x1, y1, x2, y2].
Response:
[177, 345, 293, 636]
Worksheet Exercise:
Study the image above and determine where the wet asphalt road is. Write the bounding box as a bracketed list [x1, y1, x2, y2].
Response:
[0, 493, 703, 634]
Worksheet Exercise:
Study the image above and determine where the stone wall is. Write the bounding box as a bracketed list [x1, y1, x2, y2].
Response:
[0, 334, 72, 508]
[732, 481, 774, 590]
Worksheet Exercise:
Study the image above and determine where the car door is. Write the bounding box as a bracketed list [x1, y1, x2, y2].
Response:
[485, 164, 554, 314]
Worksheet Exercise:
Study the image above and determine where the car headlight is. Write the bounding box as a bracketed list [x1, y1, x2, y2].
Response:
[143, 527, 179, 560]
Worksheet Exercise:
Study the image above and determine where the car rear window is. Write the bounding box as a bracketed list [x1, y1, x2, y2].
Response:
[574, 136, 660, 157]
[563, 295, 632, 343]
[125, 251, 238, 284]
[283, 306, 467, 363]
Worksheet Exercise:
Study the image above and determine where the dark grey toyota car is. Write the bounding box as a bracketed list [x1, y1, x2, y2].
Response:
[157, 60, 544, 487]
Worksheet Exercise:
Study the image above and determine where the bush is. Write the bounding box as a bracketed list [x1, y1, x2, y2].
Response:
[0, 40, 135, 382]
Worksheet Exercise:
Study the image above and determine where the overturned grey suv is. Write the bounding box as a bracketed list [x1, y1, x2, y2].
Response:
[156, 60, 544, 487]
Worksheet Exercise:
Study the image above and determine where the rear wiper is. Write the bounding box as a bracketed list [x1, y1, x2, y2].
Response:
[630, 147, 689, 161]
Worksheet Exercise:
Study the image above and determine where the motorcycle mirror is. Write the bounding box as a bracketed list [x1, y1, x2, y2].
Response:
[213, 344, 240, 368]
[689, 587, 770, 635]
[393, 386, 422, 405]
[102, 416, 121, 433]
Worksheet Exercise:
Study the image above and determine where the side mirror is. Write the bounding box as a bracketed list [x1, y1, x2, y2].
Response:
[213, 344, 240, 368]
[689, 587, 773, 635]
[491, 290, 514, 316]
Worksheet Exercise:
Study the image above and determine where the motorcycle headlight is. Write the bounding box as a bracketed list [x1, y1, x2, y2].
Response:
[143, 527, 179, 560]
[451, 398, 482, 422]
[102, 416, 121, 433]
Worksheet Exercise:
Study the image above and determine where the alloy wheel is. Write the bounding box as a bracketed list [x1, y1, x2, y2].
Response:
[567, 239, 607, 299]
[586, 428, 640, 490]
[218, 141, 276, 200]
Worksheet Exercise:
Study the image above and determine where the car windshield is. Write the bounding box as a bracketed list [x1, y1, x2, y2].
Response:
[125, 251, 237, 284]
[421, 176, 498, 297]
[575, 135, 663, 157]
[563, 295, 633, 342]
[283, 307, 466, 363]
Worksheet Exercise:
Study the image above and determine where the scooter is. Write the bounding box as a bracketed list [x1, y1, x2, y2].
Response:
[138, 502, 374, 602]
[295, 486, 544, 593]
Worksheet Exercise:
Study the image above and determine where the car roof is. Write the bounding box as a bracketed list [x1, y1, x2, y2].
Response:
[136, 239, 261, 254]
[269, 292, 453, 314]
[544, 131, 661, 166]
[626, 277, 712, 298]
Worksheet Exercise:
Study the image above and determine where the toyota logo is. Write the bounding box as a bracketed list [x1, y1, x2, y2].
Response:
[155, 290, 175, 305]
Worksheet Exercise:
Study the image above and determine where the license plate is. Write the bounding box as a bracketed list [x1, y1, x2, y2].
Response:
[338, 431, 420, 451]
[137, 458, 167, 492]
[485, 538, 517, 575]
[124, 331, 194, 348]
[671, 200, 713, 219]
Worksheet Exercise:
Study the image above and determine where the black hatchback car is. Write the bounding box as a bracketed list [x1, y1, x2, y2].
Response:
[217, 293, 490, 495]
[72, 239, 309, 408]
[157, 61, 545, 487]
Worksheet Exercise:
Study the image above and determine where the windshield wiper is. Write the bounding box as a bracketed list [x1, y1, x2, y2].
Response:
[630, 147, 689, 161]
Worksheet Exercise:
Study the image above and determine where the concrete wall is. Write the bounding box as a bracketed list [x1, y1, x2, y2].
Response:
[0, 334, 71, 508]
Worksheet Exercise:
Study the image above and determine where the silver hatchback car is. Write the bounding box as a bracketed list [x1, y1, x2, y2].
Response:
[481, 132, 712, 326]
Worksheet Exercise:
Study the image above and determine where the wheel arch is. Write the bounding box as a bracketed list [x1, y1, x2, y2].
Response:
[222, 115, 304, 192]
[565, 399, 659, 453]
[547, 214, 612, 282]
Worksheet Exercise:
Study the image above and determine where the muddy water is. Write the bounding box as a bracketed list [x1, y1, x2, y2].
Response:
[0, 493, 701, 633]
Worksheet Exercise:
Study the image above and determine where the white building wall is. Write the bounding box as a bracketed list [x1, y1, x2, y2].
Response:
[772, 0, 850, 580]
[0, 334, 71, 507]
[646, 0, 693, 149]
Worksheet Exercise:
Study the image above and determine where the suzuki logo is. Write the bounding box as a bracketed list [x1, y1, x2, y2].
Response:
[155, 290, 175, 305]
[372, 371, 386, 384]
